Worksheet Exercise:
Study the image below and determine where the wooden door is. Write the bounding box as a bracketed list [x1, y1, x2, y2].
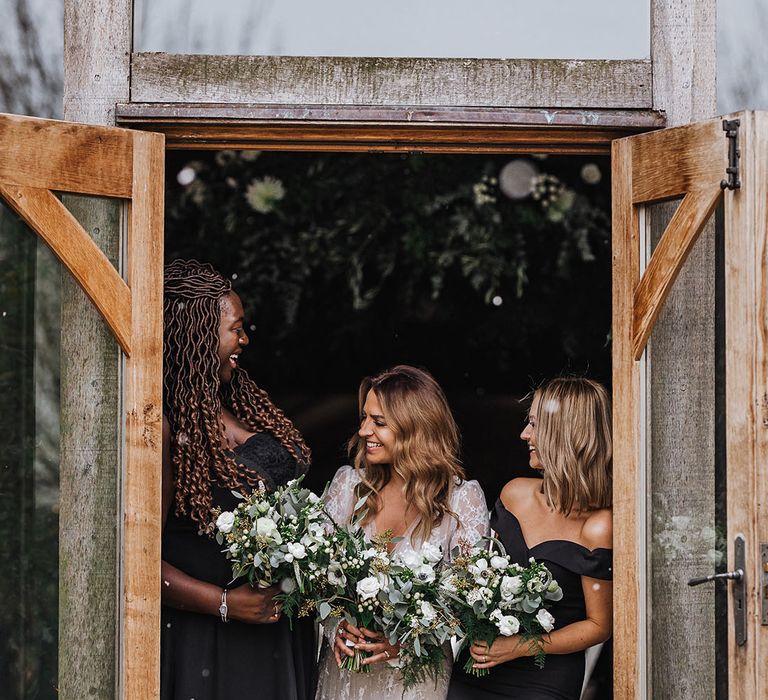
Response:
[612, 111, 768, 699]
[0, 113, 164, 698]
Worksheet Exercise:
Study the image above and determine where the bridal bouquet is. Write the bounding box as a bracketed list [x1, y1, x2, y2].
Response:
[376, 542, 460, 689]
[441, 539, 563, 676]
[212, 476, 329, 607]
[306, 516, 393, 674]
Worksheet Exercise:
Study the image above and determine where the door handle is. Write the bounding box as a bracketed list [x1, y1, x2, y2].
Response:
[686, 534, 747, 646]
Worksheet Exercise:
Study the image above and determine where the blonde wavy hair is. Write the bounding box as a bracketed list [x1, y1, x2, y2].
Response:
[348, 365, 465, 543]
[535, 377, 612, 515]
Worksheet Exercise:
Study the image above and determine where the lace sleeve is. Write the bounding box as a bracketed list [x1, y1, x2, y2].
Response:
[448, 479, 490, 553]
[323, 465, 359, 528]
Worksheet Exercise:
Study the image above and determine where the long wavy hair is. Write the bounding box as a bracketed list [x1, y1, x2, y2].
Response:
[348, 365, 465, 543]
[535, 377, 612, 515]
[163, 259, 310, 528]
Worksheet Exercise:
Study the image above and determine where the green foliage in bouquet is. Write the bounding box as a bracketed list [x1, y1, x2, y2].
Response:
[441, 539, 562, 676]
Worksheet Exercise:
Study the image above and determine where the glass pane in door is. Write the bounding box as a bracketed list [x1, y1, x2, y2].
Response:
[645, 199, 727, 699]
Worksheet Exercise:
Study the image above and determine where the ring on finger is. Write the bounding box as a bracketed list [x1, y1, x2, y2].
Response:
[483, 655, 488, 663]
[384, 650, 391, 659]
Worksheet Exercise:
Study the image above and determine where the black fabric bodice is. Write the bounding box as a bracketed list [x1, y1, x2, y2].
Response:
[448, 498, 612, 700]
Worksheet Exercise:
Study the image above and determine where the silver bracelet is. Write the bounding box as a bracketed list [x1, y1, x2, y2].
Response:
[219, 588, 229, 623]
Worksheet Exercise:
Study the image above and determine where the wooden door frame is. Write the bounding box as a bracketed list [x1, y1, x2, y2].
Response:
[0, 113, 165, 699]
[612, 111, 768, 699]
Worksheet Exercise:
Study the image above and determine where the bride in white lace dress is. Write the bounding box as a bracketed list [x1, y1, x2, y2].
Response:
[315, 365, 490, 700]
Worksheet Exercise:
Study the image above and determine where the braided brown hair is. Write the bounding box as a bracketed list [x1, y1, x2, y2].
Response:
[164, 259, 311, 527]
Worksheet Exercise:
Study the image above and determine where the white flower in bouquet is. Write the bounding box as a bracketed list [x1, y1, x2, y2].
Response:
[216, 511, 236, 533]
[465, 588, 485, 606]
[356, 576, 382, 600]
[536, 608, 555, 632]
[421, 541, 443, 563]
[490, 555, 510, 570]
[414, 563, 436, 583]
[327, 562, 347, 587]
[228, 543, 240, 555]
[419, 600, 437, 624]
[397, 549, 423, 569]
[527, 577, 545, 594]
[286, 542, 307, 561]
[255, 516, 280, 541]
[500, 575, 524, 600]
[490, 608, 520, 636]
[469, 558, 488, 577]
[362, 547, 378, 560]
[440, 575, 459, 594]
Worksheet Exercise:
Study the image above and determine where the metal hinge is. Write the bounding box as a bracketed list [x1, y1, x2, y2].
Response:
[720, 119, 741, 190]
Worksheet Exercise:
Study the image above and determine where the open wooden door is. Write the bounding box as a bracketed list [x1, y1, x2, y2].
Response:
[612, 111, 768, 699]
[0, 114, 164, 698]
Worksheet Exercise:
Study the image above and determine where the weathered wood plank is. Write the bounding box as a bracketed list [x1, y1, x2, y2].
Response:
[629, 118, 724, 204]
[116, 103, 667, 128]
[611, 136, 642, 700]
[113, 119, 660, 156]
[725, 110, 762, 700]
[0, 184, 132, 355]
[645, 2, 717, 698]
[122, 130, 164, 700]
[632, 186, 722, 359]
[62, 2, 132, 698]
[0, 113, 133, 198]
[131, 53, 653, 109]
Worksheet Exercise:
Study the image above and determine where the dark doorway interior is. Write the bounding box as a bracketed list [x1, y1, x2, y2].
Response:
[164, 149, 611, 499]
[164, 148, 613, 698]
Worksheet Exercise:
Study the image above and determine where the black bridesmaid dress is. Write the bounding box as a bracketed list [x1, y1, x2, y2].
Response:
[160, 433, 316, 700]
[448, 498, 612, 700]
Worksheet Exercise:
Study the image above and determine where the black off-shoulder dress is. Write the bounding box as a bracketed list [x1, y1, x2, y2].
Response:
[448, 498, 612, 700]
[160, 433, 316, 700]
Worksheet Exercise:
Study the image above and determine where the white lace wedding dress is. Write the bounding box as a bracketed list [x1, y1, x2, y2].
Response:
[315, 465, 490, 700]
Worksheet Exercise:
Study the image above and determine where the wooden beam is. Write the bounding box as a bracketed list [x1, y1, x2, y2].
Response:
[0, 184, 132, 355]
[629, 118, 724, 204]
[0, 113, 134, 198]
[114, 105, 664, 154]
[632, 186, 722, 359]
[121, 130, 165, 700]
[612, 136, 643, 700]
[131, 53, 653, 110]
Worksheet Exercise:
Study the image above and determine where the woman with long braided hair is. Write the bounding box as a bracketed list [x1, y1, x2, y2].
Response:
[160, 259, 315, 700]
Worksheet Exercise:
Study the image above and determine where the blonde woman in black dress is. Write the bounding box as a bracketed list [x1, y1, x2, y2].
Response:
[448, 377, 613, 700]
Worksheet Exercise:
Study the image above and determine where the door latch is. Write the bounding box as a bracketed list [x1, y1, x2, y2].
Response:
[688, 534, 747, 646]
[720, 119, 741, 191]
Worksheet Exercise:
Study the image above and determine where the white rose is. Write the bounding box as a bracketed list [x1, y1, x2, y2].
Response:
[489, 608, 503, 622]
[496, 614, 521, 637]
[420, 600, 436, 624]
[536, 608, 555, 632]
[398, 550, 423, 569]
[490, 555, 510, 570]
[280, 577, 297, 593]
[216, 511, 236, 533]
[287, 542, 307, 559]
[465, 589, 483, 605]
[356, 576, 382, 600]
[500, 575, 524, 599]
[415, 564, 436, 583]
[421, 542, 443, 563]
[256, 517, 280, 540]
